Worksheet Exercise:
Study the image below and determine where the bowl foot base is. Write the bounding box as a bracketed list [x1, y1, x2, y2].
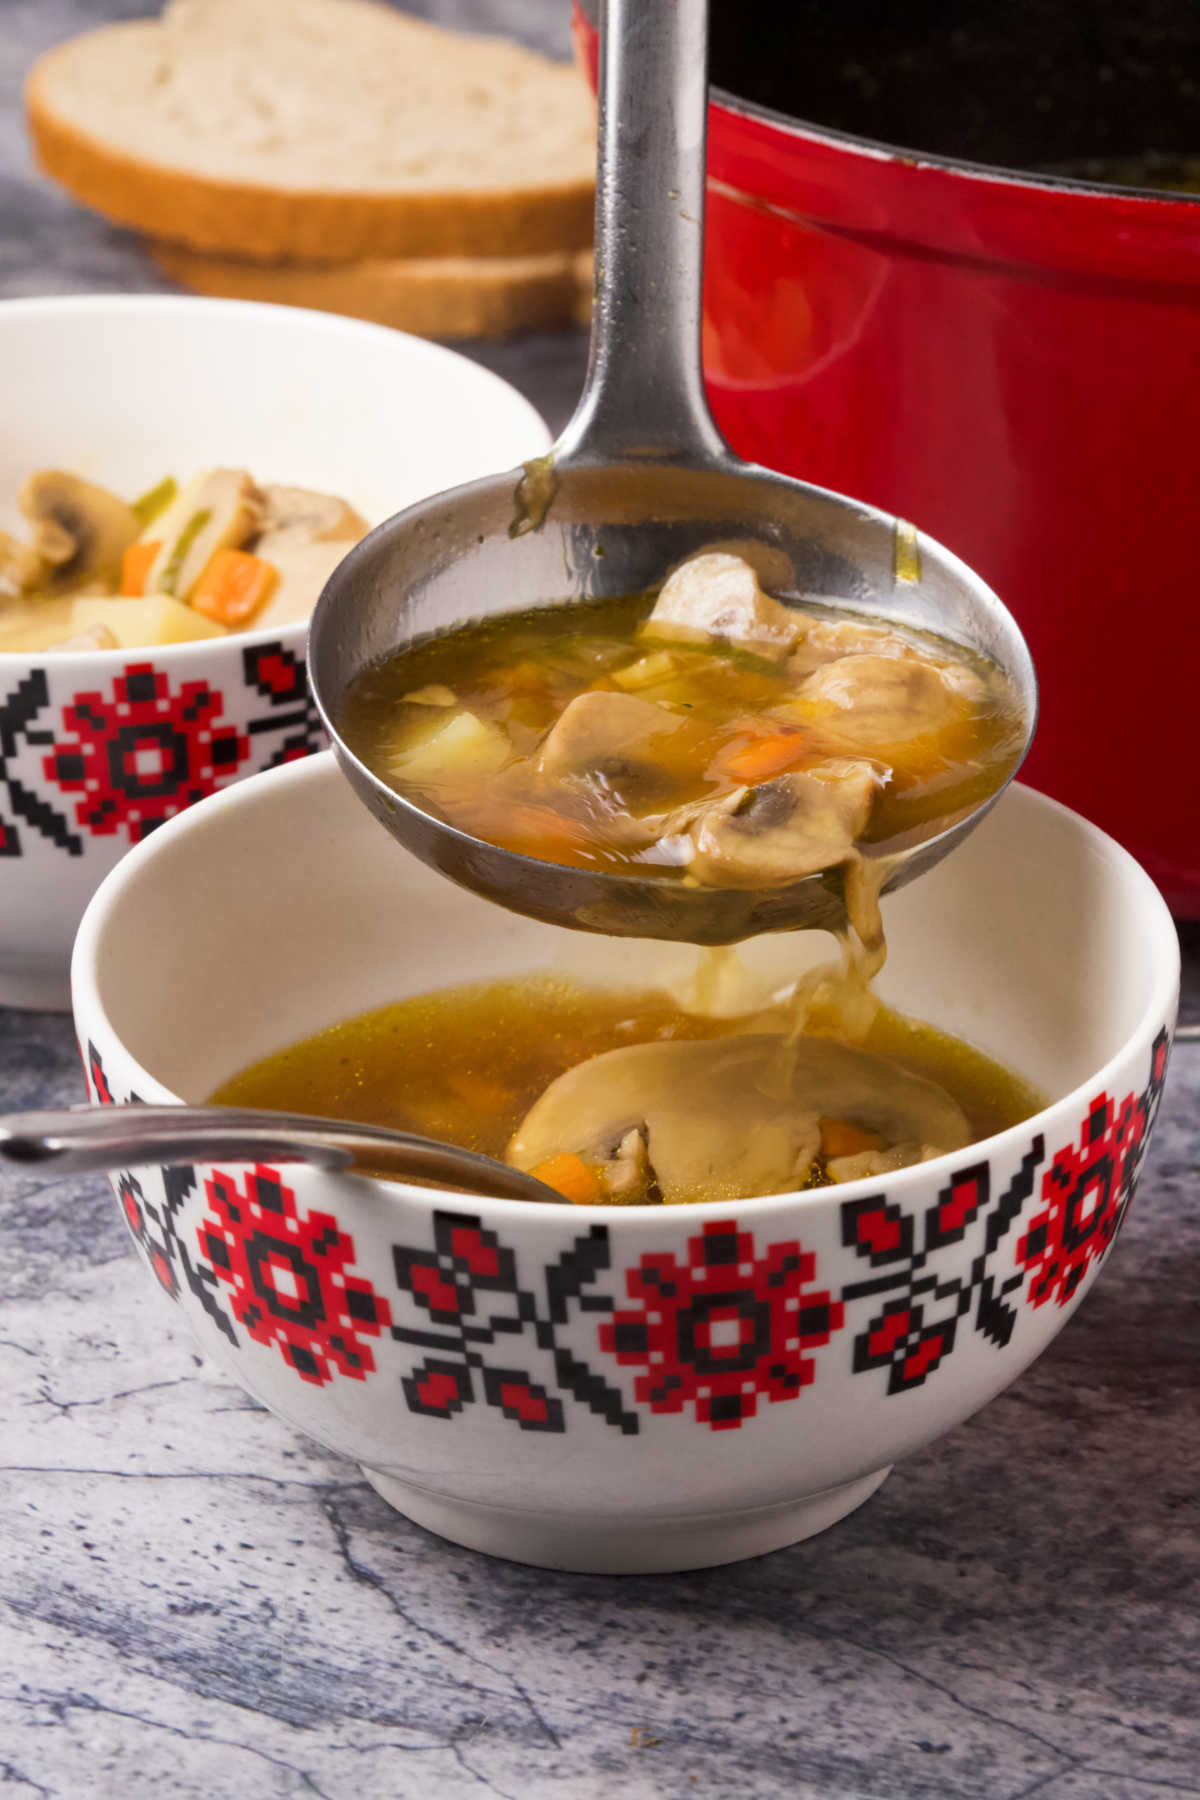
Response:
[359, 1465, 892, 1573]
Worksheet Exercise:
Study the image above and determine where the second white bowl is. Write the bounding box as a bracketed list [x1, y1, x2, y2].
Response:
[0, 294, 550, 1007]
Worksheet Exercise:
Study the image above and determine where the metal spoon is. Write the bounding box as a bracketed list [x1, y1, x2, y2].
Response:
[0, 1105, 561, 1203]
[309, 0, 1036, 946]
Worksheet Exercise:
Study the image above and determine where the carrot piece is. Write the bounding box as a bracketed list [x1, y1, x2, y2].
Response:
[190, 548, 278, 625]
[447, 1071, 513, 1113]
[716, 728, 810, 785]
[120, 539, 162, 598]
[819, 1117, 885, 1159]
[498, 802, 601, 869]
[531, 1153, 605, 1205]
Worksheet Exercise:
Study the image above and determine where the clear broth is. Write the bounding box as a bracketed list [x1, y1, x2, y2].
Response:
[209, 975, 1043, 1200]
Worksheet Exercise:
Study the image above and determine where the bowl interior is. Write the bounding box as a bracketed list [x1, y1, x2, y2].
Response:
[78, 754, 1176, 1129]
[0, 295, 550, 545]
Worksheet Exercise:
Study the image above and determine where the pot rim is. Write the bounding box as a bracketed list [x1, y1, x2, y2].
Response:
[572, 0, 1200, 211]
[571, 3, 1200, 285]
[708, 86, 1200, 211]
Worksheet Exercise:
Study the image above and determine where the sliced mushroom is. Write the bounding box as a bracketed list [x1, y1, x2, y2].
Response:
[787, 614, 917, 679]
[601, 1126, 658, 1202]
[509, 1033, 970, 1204]
[511, 1036, 821, 1204]
[143, 469, 264, 600]
[789, 653, 984, 765]
[30, 518, 77, 568]
[0, 530, 47, 600]
[536, 689, 707, 808]
[17, 471, 141, 593]
[256, 484, 368, 546]
[684, 758, 884, 887]
[240, 485, 369, 630]
[826, 1143, 945, 1184]
[644, 552, 802, 663]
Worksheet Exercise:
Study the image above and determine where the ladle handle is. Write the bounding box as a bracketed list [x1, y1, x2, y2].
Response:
[0, 1104, 558, 1204]
[557, 0, 729, 468]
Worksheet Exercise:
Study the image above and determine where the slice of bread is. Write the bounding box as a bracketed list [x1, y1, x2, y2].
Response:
[150, 239, 594, 339]
[27, 0, 596, 262]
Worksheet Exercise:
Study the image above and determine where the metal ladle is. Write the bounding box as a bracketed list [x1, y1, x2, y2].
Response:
[309, 0, 1036, 945]
[0, 1104, 561, 1203]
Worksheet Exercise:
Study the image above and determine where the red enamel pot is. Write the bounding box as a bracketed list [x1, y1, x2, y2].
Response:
[574, 1, 1200, 912]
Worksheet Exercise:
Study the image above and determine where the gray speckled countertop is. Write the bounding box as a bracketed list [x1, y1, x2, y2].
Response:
[2, 5, 1199, 1797]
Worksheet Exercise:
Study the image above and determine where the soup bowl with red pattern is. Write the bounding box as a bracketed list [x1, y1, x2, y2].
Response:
[0, 294, 549, 1009]
[71, 751, 1178, 1573]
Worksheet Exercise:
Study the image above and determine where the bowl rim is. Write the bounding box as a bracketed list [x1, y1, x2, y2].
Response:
[71, 751, 1181, 1225]
[0, 291, 551, 670]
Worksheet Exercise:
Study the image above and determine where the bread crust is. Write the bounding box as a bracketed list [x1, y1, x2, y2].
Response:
[151, 241, 593, 340]
[26, 49, 595, 262]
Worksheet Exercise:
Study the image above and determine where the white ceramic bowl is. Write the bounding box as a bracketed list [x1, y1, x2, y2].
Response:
[72, 755, 1179, 1573]
[0, 295, 550, 1008]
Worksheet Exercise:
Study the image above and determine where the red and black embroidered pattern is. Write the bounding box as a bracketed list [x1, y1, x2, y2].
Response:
[117, 1170, 179, 1299]
[44, 664, 250, 842]
[0, 642, 321, 857]
[198, 1166, 392, 1385]
[86, 1038, 114, 1107]
[1018, 1028, 1170, 1308]
[392, 1210, 637, 1434]
[840, 1027, 1171, 1392]
[839, 1144, 1043, 1393]
[0, 669, 79, 855]
[599, 1219, 844, 1431]
[242, 642, 325, 768]
[87, 1042, 239, 1346]
[96, 1029, 1172, 1423]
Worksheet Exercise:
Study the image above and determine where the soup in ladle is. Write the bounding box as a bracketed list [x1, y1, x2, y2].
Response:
[341, 552, 1025, 899]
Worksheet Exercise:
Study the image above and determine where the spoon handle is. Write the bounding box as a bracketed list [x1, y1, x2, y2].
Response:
[0, 1105, 558, 1204]
[558, 0, 728, 468]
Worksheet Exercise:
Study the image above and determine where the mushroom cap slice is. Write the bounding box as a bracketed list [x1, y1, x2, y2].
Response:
[18, 470, 141, 593]
[790, 654, 984, 764]
[536, 690, 698, 782]
[247, 484, 370, 629]
[257, 485, 368, 545]
[645, 552, 802, 663]
[508, 1032, 970, 1204]
[686, 758, 884, 889]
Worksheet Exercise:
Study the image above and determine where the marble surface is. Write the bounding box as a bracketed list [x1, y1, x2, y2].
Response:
[2, 4, 1199, 1796]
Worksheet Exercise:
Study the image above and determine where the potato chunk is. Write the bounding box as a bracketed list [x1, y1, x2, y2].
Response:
[391, 710, 512, 783]
[71, 595, 226, 647]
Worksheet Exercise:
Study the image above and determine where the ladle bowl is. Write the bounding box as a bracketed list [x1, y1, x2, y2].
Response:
[312, 458, 1036, 944]
[310, 0, 1036, 945]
